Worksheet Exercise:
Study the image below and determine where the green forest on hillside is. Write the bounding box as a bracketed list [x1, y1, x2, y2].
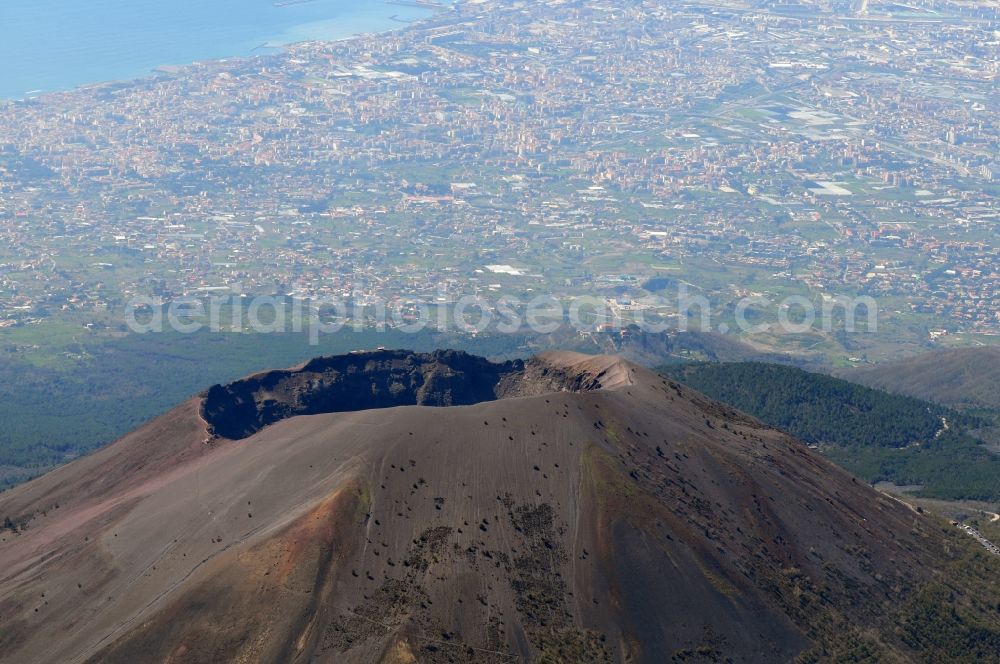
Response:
[664, 362, 1000, 501]
[846, 347, 1000, 410]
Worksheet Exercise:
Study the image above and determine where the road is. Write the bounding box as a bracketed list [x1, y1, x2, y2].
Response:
[956, 522, 1000, 556]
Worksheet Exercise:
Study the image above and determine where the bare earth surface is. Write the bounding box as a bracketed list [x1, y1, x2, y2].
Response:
[1, 350, 999, 663]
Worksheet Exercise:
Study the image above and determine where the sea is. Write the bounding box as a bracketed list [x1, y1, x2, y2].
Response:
[0, 0, 434, 100]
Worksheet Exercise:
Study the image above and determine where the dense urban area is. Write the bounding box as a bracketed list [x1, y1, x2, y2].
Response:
[0, 0, 997, 361]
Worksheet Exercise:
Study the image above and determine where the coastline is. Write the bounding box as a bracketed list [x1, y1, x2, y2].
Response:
[3, 1, 444, 102]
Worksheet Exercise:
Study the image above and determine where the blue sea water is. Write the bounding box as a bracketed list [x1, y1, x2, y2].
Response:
[0, 0, 432, 99]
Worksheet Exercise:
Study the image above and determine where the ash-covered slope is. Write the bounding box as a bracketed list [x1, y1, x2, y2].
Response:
[1, 351, 998, 664]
